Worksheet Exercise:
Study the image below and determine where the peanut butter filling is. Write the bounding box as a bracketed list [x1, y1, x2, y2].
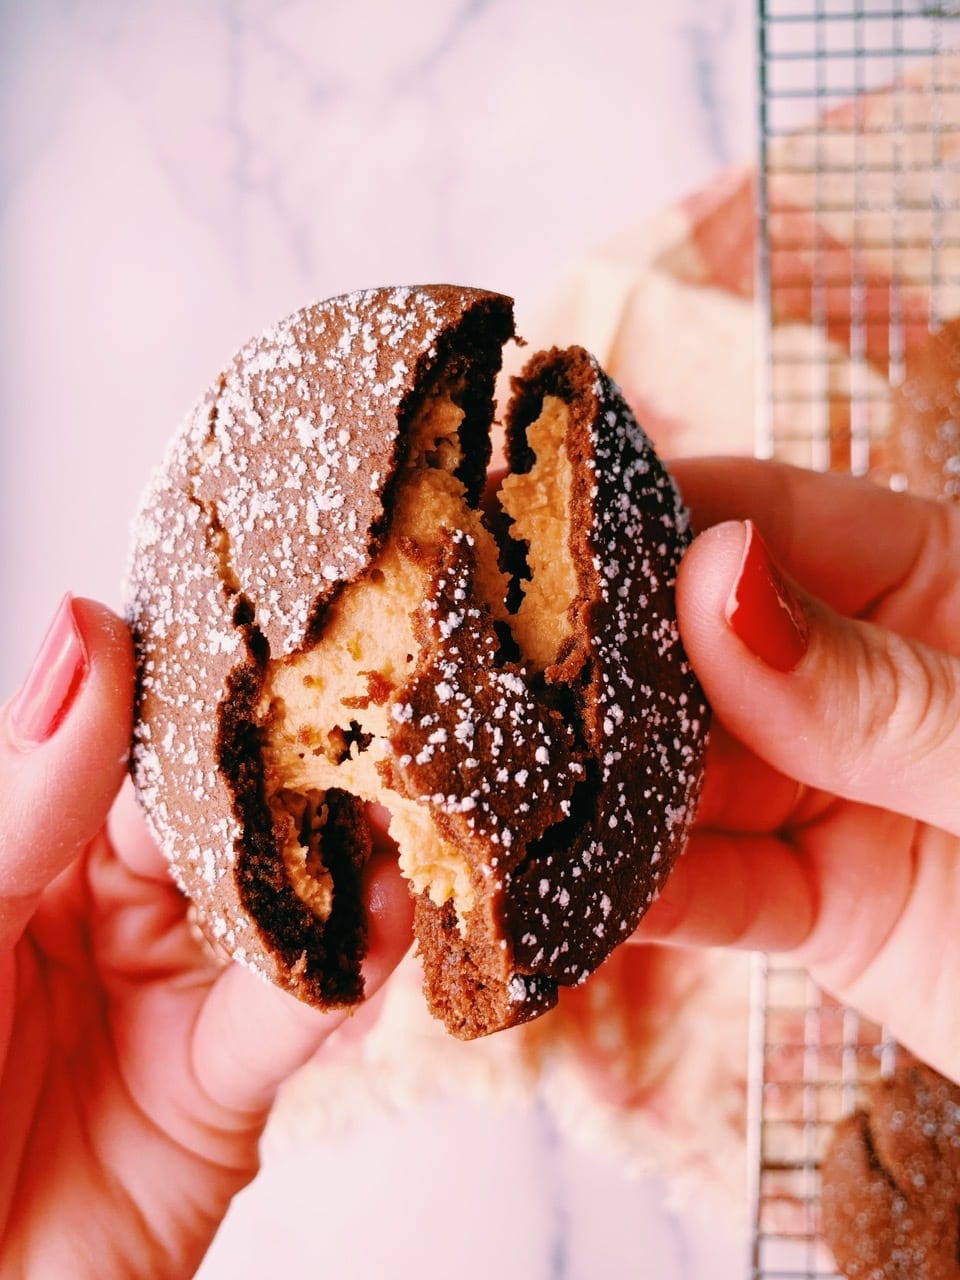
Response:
[498, 396, 578, 671]
[257, 388, 575, 930]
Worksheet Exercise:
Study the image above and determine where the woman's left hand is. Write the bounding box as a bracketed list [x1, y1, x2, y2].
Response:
[0, 595, 412, 1279]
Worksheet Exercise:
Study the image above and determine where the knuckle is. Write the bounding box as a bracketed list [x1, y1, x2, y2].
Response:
[841, 625, 959, 774]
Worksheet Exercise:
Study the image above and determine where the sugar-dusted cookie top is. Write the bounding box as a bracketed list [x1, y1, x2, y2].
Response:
[126, 285, 709, 1037]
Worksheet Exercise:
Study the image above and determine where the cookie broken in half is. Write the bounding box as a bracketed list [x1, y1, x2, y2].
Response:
[126, 285, 709, 1038]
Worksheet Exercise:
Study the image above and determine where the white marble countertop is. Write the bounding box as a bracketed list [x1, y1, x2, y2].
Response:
[0, 0, 759, 685]
[1, 2, 761, 1276]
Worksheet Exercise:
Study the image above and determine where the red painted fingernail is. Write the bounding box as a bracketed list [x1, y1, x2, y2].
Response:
[724, 522, 810, 673]
[8, 595, 88, 747]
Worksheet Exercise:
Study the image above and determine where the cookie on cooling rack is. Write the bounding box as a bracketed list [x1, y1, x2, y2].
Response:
[820, 1062, 960, 1279]
[887, 317, 960, 503]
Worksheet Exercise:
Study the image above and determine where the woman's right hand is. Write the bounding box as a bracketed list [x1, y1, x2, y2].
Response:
[635, 458, 960, 1085]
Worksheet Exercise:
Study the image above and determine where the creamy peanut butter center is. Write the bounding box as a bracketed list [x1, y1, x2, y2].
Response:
[256, 388, 575, 930]
[498, 396, 578, 671]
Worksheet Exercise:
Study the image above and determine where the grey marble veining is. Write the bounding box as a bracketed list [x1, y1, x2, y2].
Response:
[1, 0, 758, 687]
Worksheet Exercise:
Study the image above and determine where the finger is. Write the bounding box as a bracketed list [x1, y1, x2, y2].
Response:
[694, 722, 810, 834]
[671, 457, 960, 650]
[805, 815, 960, 1083]
[190, 850, 413, 1112]
[791, 801, 921, 993]
[678, 520, 960, 836]
[636, 830, 815, 952]
[0, 596, 134, 944]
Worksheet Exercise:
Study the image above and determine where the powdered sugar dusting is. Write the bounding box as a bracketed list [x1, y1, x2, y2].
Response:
[188, 288, 463, 657]
[503, 354, 709, 986]
[125, 460, 256, 960]
[125, 287, 490, 998]
[123, 288, 709, 1029]
[387, 528, 584, 868]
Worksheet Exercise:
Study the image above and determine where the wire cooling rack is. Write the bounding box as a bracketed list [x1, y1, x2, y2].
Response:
[749, 2, 960, 1276]
[755, 0, 960, 471]
[746, 959, 912, 1276]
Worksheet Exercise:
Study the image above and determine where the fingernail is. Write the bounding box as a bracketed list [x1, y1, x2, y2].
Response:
[724, 522, 810, 673]
[8, 594, 88, 747]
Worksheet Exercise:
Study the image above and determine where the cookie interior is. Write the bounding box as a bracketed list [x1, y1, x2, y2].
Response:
[256, 361, 577, 937]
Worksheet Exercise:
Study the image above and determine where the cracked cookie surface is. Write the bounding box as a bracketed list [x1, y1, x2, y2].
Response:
[126, 285, 709, 1038]
[821, 1064, 960, 1279]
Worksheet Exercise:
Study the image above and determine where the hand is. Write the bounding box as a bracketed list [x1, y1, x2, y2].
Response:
[636, 459, 960, 1085]
[0, 596, 412, 1279]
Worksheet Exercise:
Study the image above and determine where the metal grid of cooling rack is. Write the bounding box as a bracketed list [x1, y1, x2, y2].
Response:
[749, 2, 960, 1276]
[755, 0, 960, 473]
[747, 958, 910, 1278]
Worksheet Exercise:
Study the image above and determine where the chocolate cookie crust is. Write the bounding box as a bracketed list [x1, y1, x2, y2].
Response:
[127, 285, 708, 1037]
[888, 317, 960, 502]
[821, 1064, 960, 1279]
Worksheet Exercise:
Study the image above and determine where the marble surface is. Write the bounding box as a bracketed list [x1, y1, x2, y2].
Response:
[0, 0, 759, 687]
[200, 1097, 747, 1280]
[0, 2, 762, 1276]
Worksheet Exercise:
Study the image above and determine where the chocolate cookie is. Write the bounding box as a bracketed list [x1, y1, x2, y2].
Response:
[887, 318, 960, 502]
[821, 1063, 960, 1278]
[126, 285, 709, 1038]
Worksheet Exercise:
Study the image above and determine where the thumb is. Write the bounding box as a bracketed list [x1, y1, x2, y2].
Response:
[678, 520, 960, 837]
[0, 595, 135, 943]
